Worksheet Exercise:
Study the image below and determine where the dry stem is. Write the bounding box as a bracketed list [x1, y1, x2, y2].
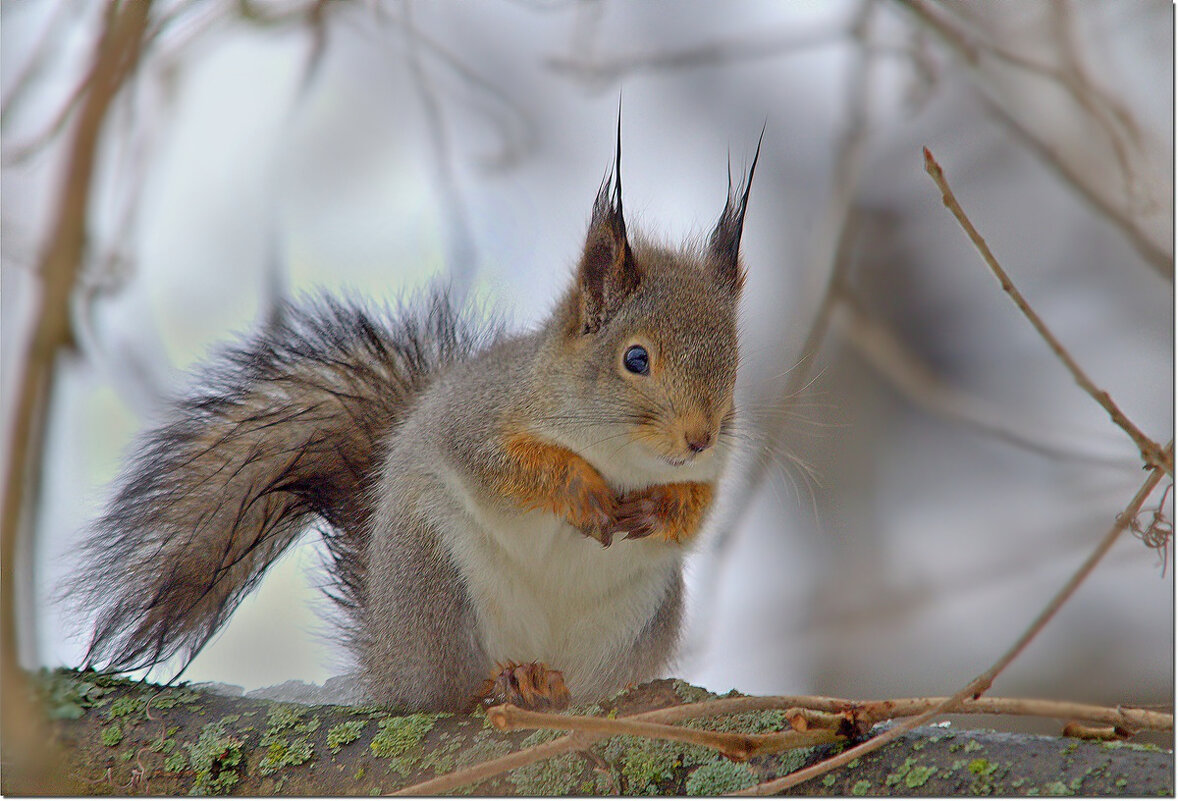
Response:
[488, 704, 841, 762]
[394, 688, 1171, 795]
[1, 0, 153, 793]
[739, 453, 1171, 794]
[922, 147, 1171, 476]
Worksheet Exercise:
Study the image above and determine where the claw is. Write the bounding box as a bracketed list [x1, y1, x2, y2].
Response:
[476, 662, 571, 711]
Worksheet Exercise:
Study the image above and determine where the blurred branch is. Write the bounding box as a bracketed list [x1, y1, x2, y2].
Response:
[682, 3, 881, 670]
[897, 0, 1172, 280]
[547, 18, 848, 87]
[742, 451, 1172, 794]
[922, 147, 1171, 476]
[0, 0, 75, 127]
[401, 1, 479, 299]
[0, 0, 154, 786]
[832, 289, 1136, 468]
[1, 0, 153, 791]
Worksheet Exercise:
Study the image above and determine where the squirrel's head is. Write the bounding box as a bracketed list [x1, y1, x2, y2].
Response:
[550, 131, 760, 484]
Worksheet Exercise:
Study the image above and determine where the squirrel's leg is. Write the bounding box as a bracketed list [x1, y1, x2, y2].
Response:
[471, 661, 571, 711]
[614, 482, 715, 545]
[497, 432, 618, 546]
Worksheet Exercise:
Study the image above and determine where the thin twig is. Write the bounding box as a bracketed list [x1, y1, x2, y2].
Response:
[394, 687, 1172, 795]
[922, 147, 1171, 476]
[0, 0, 153, 792]
[897, 0, 1172, 279]
[488, 704, 840, 762]
[738, 452, 1171, 794]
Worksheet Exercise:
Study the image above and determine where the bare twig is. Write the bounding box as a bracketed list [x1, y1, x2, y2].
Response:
[739, 452, 1171, 794]
[487, 704, 840, 762]
[1, 0, 153, 792]
[395, 687, 1172, 795]
[922, 147, 1171, 476]
[898, 0, 1172, 279]
[1128, 482, 1172, 574]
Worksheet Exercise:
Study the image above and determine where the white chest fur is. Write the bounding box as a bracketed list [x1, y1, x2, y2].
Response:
[438, 478, 682, 700]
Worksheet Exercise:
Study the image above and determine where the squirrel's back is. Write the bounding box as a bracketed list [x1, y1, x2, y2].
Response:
[66, 289, 495, 674]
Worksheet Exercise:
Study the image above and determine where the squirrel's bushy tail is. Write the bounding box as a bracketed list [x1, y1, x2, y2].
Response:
[67, 289, 486, 674]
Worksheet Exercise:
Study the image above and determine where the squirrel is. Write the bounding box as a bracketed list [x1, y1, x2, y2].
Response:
[65, 127, 759, 713]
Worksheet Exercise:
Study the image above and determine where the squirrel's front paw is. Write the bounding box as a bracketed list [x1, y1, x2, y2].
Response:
[615, 482, 714, 545]
[475, 661, 571, 711]
[563, 464, 619, 547]
[614, 490, 664, 541]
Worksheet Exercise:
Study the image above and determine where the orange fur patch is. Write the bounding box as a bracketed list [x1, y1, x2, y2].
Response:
[499, 433, 616, 541]
[618, 482, 714, 544]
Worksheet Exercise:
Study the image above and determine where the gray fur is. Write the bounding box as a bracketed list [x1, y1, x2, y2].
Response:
[66, 149, 754, 711]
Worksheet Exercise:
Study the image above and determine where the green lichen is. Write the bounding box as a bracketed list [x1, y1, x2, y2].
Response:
[885, 757, 917, 787]
[257, 705, 318, 775]
[510, 753, 585, 795]
[148, 686, 202, 711]
[777, 745, 817, 775]
[621, 746, 677, 793]
[963, 739, 983, 753]
[851, 779, 872, 796]
[370, 713, 438, 758]
[905, 763, 937, 788]
[326, 720, 366, 754]
[598, 734, 715, 795]
[186, 718, 243, 796]
[821, 773, 837, 787]
[106, 694, 146, 720]
[454, 736, 513, 770]
[1044, 779, 1073, 795]
[671, 679, 715, 704]
[370, 712, 444, 777]
[101, 722, 123, 747]
[968, 758, 996, 775]
[685, 761, 757, 795]
[520, 728, 564, 748]
[164, 750, 189, 773]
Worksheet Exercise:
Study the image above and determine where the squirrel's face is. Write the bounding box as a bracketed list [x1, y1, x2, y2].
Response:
[598, 250, 740, 473]
[552, 138, 757, 483]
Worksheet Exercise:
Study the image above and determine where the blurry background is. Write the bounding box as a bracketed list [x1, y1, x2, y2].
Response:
[3, 0, 1172, 715]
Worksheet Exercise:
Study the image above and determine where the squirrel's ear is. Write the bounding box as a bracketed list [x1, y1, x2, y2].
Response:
[575, 128, 641, 335]
[708, 129, 763, 293]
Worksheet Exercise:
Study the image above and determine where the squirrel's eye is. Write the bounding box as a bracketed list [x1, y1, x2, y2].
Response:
[623, 345, 650, 375]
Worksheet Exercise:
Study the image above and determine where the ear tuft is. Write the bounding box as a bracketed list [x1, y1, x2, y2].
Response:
[576, 116, 641, 334]
[709, 127, 763, 292]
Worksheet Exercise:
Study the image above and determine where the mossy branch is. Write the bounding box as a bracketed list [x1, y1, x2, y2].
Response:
[33, 671, 1172, 796]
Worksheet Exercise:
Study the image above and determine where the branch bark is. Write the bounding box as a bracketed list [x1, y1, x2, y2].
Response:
[33, 671, 1174, 796]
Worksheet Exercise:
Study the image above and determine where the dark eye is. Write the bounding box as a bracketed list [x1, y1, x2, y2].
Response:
[623, 345, 650, 375]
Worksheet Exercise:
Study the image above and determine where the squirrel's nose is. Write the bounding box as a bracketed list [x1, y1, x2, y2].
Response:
[685, 430, 714, 454]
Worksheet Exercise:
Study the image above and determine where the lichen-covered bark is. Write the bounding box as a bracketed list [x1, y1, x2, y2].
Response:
[21, 670, 1175, 796]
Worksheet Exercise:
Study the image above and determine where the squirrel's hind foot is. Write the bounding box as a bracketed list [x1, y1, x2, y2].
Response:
[473, 661, 571, 711]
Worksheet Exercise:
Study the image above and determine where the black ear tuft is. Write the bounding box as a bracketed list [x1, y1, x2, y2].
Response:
[576, 112, 641, 334]
[709, 127, 763, 292]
